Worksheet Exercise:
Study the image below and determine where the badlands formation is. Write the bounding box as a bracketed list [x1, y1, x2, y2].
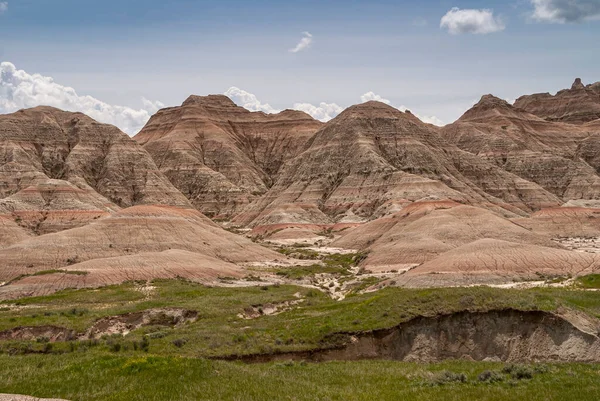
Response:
[2, 79, 600, 298]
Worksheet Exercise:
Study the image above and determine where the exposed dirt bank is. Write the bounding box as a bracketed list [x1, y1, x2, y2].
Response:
[0, 308, 197, 341]
[221, 309, 600, 363]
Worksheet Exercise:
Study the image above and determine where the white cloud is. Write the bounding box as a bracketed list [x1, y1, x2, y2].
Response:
[530, 0, 600, 23]
[292, 102, 344, 121]
[360, 91, 444, 126]
[141, 97, 165, 115]
[360, 92, 392, 104]
[440, 7, 505, 34]
[415, 114, 445, 126]
[224, 87, 279, 113]
[0, 2, 7, 14]
[0, 62, 162, 135]
[224, 87, 443, 126]
[225, 87, 342, 121]
[289, 32, 313, 53]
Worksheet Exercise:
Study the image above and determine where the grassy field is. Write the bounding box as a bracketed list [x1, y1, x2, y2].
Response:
[2, 279, 600, 399]
[3, 279, 600, 357]
[1, 354, 600, 400]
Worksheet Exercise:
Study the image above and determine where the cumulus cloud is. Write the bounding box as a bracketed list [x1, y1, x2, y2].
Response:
[0, 2, 7, 14]
[360, 92, 444, 126]
[289, 32, 313, 53]
[0, 62, 162, 134]
[360, 92, 392, 104]
[440, 7, 505, 34]
[224, 87, 443, 126]
[141, 97, 165, 115]
[292, 102, 344, 121]
[224, 87, 342, 121]
[224, 87, 279, 113]
[530, 0, 600, 23]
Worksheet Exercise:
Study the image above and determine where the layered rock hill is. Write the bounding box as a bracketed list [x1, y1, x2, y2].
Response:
[134, 95, 322, 218]
[0, 205, 283, 299]
[514, 78, 600, 124]
[233, 101, 562, 230]
[0, 106, 287, 299]
[441, 95, 600, 202]
[3, 80, 600, 293]
[332, 200, 600, 286]
[0, 106, 191, 233]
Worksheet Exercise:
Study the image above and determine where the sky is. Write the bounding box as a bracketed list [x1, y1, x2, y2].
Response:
[1, 0, 600, 134]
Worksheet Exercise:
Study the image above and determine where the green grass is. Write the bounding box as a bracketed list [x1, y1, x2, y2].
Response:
[3, 280, 600, 358]
[5, 269, 89, 286]
[576, 274, 600, 289]
[1, 354, 599, 400]
[3, 280, 600, 399]
[272, 251, 367, 280]
[277, 247, 320, 259]
[274, 264, 351, 280]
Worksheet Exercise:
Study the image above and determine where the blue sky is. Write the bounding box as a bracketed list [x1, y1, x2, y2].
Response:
[1, 0, 600, 133]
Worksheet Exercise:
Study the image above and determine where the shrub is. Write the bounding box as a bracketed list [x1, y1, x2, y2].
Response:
[478, 370, 504, 383]
[502, 364, 534, 380]
[140, 336, 150, 352]
[172, 338, 187, 348]
[428, 371, 467, 386]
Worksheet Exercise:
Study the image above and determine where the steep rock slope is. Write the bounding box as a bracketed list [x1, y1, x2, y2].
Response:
[442, 95, 600, 202]
[0, 179, 118, 234]
[0, 215, 30, 248]
[515, 78, 600, 124]
[0, 106, 191, 210]
[134, 95, 322, 217]
[235, 101, 561, 229]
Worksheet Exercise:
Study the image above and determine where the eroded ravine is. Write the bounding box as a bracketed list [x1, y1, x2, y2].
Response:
[221, 309, 600, 363]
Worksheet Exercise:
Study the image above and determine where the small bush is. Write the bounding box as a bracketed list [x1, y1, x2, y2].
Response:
[66, 256, 79, 265]
[502, 364, 534, 380]
[140, 336, 150, 352]
[146, 331, 167, 340]
[428, 371, 468, 386]
[42, 343, 53, 354]
[478, 370, 504, 383]
[172, 338, 187, 348]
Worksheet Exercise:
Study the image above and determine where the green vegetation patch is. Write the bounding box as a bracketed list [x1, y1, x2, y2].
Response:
[274, 264, 351, 280]
[4, 270, 89, 286]
[0, 354, 599, 401]
[272, 251, 368, 280]
[575, 274, 600, 289]
[4, 280, 600, 358]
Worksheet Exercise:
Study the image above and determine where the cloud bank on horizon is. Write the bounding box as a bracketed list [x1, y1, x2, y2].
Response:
[0, 62, 163, 134]
[224, 87, 444, 126]
[0, 62, 443, 136]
